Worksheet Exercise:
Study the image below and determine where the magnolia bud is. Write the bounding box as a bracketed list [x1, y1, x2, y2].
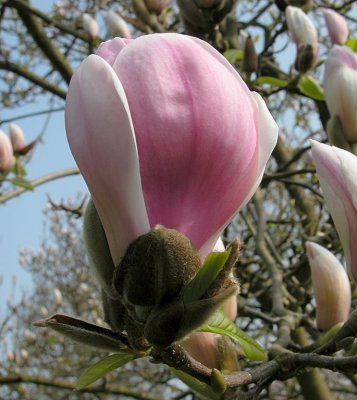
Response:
[323, 9, 349, 45]
[144, 0, 169, 15]
[242, 35, 258, 73]
[82, 13, 99, 40]
[0, 130, 13, 172]
[9, 123, 25, 152]
[306, 242, 351, 331]
[105, 11, 131, 39]
[54, 288, 63, 306]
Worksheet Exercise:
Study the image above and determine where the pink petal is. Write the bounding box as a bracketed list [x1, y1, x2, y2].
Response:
[323, 9, 349, 45]
[112, 33, 277, 255]
[96, 37, 132, 66]
[65, 54, 150, 266]
[311, 140, 357, 281]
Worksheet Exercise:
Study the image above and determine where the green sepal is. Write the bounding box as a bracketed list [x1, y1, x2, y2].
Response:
[77, 353, 138, 389]
[198, 310, 266, 361]
[183, 249, 231, 303]
[298, 75, 324, 101]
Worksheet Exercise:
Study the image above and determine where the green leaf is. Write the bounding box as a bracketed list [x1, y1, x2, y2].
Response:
[223, 49, 243, 64]
[346, 38, 357, 52]
[255, 76, 288, 87]
[183, 250, 231, 303]
[77, 353, 137, 389]
[171, 368, 220, 400]
[298, 75, 325, 101]
[10, 177, 33, 190]
[198, 310, 266, 361]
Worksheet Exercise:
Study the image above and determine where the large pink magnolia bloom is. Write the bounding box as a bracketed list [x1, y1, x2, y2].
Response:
[323, 9, 349, 46]
[306, 242, 350, 330]
[324, 45, 357, 143]
[311, 140, 357, 281]
[65, 33, 278, 267]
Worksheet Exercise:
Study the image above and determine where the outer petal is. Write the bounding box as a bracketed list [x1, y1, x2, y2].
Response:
[113, 33, 278, 256]
[0, 130, 13, 172]
[324, 46, 357, 142]
[306, 241, 351, 330]
[65, 55, 150, 266]
[323, 9, 349, 45]
[285, 6, 318, 47]
[311, 140, 357, 281]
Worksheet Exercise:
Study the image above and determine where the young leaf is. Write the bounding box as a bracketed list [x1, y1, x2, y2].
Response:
[346, 38, 357, 53]
[298, 75, 325, 101]
[255, 76, 288, 87]
[224, 49, 243, 65]
[197, 310, 266, 361]
[183, 250, 231, 303]
[10, 177, 33, 190]
[171, 368, 220, 400]
[77, 353, 138, 389]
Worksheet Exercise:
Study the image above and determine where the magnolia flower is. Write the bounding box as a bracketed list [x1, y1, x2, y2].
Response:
[285, 6, 319, 71]
[324, 45, 357, 143]
[82, 13, 99, 40]
[306, 242, 351, 330]
[66, 33, 278, 267]
[66, 34, 278, 363]
[323, 9, 349, 45]
[9, 123, 25, 152]
[105, 11, 131, 39]
[0, 130, 13, 172]
[310, 140, 357, 281]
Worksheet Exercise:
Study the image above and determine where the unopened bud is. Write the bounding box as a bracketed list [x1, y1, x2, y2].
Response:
[20, 349, 29, 362]
[82, 13, 99, 40]
[7, 350, 15, 362]
[0, 130, 14, 172]
[9, 123, 25, 152]
[306, 242, 351, 331]
[326, 115, 351, 152]
[54, 288, 63, 306]
[105, 11, 131, 38]
[144, 0, 169, 15]
[242, 35, 258, 73]
[40, 306, 49, 317]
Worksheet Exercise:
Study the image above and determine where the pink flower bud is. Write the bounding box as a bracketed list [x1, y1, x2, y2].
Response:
[323, 9, 349, 45]
[105, 11, 131, 39]
[66, 34, 278, 266]
[306, 242, 351, 330]
[82, 13, 99, 40]
[9, 123, 25, 152]
[310, 140, 357, 281]
[324, 45, 357, 143]
[285, 6, 319, 68]
[0, 130, 13, 172]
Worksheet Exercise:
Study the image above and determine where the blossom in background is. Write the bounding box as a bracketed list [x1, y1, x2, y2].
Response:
[306, 241, 351, 330]
[285, 5, 319, 71]
[66, 33, 278, 366]
[310, 140, 357, 282]
[324, 45, 357, 143]
[105, 11, 131, 39]
[323, 8, 349, 46]
[144, 0, 170, 15]
[9, 123, 25, 152]
[82, 13, 99, 40]
[0, 130, 13, 172]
